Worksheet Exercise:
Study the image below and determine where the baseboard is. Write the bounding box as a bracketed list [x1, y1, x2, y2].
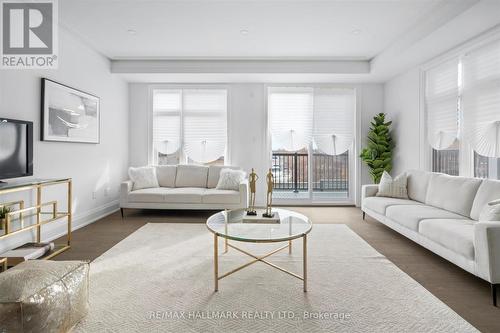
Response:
[0, 200, 120, 254]
[45, 200, 120, 243]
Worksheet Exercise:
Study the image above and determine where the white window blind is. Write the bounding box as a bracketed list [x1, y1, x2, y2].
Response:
[313, 88, 355, 155]
[462, 40, 500, 158]
[269, 87, 313, 151]
[152, 88, 227, 164]
[425, 59, 460, 150]
[153, 90, 181, 155]
[182, 89, 227, 163]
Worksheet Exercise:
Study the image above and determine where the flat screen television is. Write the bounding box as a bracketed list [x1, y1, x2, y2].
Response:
[0, 118, 33, 181]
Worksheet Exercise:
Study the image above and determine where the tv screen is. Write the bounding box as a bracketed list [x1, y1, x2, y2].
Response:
[0, 118, 33, 180]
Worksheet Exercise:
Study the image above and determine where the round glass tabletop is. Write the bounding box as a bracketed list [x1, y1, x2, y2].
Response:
[206, 208, 312, 243]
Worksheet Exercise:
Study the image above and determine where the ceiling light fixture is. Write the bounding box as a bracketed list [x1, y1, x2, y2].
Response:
[240, 29, 249, 36]
[351, 29, 361, 35]
[127, 29, 137, 34]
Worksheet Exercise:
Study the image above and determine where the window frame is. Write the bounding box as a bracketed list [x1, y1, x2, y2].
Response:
[148, 84, 230, 166]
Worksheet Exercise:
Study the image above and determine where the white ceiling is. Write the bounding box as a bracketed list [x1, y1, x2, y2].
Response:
[61, 0, 441, 59]
[60, 0, 500, 82]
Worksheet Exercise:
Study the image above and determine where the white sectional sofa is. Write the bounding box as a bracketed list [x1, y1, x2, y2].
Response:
[361, 170, 500, 306]
[120, 165, 249, 213]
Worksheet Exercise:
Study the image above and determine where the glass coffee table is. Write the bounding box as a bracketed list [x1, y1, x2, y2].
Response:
[206, 208, 312, 292]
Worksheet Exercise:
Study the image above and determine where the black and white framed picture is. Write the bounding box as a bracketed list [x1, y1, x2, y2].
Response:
[41, 78, 100, 143]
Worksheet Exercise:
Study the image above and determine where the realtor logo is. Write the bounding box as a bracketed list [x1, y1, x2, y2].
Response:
[1, 0, 58, 69]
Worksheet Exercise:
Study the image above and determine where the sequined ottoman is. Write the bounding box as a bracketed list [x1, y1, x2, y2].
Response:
[0, 260, 89, 333]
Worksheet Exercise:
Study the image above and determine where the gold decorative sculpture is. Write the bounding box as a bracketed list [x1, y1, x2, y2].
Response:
[246, 168, 259, 215]
[263, 168, 275, 218]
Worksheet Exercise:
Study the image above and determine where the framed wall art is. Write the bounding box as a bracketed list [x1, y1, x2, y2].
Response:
[41, 78, 100, 143]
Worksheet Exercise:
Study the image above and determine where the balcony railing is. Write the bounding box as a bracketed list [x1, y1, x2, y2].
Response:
[271, 152, 349, 192]
[432, 149, 459, 176]
[474, 152, 489, 179]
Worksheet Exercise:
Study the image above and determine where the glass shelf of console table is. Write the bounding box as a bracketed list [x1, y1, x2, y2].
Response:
[0, 178, 71, 191]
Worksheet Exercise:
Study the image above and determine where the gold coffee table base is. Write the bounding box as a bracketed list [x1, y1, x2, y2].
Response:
[213, 234, 307, 292]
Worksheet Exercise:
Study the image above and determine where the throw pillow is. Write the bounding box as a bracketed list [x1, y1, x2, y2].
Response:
[376, 171, 409, 199]
[479, 200, 500, 222]
[216, 168, 246, 191]
[128, 166, 159, 190]
[155, 165, 176, 187]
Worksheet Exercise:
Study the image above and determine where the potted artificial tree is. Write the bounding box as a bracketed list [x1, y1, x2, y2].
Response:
[360, 113, 394, 183]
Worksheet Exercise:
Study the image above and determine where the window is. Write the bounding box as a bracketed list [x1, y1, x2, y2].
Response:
[463, 40, 500, 179]
[474, 153, 500, 179]
[432, 148, 459, 176]
[269, 87, 314, 152]
[268, 87, 354, 202]
[424, 59, 460, 175]
[424, 38, 500, 179]
[152, 88, 227, 165]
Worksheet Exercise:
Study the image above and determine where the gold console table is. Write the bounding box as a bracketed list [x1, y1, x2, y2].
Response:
[0, 178, 72, 268]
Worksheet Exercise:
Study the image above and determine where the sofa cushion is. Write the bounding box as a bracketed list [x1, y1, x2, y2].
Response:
[128, 188, 169, 203]
[425, 173, 482, 217]
[175, 165, 209, 188]
[386, 204, 469, 231]
[202, 189, 240, 204]
[407, 169, 432, 203]
[363, 197, 423, 215]
[419, 219, 475, 260]
[164, 187, 205, 203]
[207, 165, 239, 188]
[128, 166, 159, 190]
[155, 165, 177, 187]
[470, 179, 500, 220]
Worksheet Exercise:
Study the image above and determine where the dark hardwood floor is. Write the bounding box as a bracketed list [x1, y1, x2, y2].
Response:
[54, 207, 499, 332]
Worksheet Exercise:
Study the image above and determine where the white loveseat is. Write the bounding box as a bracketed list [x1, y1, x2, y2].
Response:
[120, 165, 249, 213]
[361, 170, 500, 306]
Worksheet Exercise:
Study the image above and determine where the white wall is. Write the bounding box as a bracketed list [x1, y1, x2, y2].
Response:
[128, 82, 383, 206]
[0, 29, 129, 252]
[384, 68, 422, 175]
[358, 84, 385, 190]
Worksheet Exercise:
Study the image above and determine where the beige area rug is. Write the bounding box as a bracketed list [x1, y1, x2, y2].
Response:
[74, 223, 478, 333]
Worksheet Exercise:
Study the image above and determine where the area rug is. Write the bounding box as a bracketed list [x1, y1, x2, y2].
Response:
[74, 223, 478, 332]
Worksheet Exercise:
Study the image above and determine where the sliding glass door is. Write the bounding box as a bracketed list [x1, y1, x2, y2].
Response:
[268, 87, 355, 204]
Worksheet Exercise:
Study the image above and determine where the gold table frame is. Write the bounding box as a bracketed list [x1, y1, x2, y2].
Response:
[0, 179, 72, 267]
[208, 209, 311, 292]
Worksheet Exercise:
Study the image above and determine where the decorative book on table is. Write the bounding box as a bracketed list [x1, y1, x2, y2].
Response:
[0, 242, 55, 266]
[243, 209, 280, 224]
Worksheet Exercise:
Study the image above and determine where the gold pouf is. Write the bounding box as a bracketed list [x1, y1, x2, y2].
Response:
[0, 260, 89, 333]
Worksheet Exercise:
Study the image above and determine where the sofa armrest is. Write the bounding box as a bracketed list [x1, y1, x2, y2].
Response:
[239, 179, 249, 208]
[474, 222, 500, 284]
[120, 180, 133, 205]
[362, 184, 379, 200]
[361, 184, 378, 213]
